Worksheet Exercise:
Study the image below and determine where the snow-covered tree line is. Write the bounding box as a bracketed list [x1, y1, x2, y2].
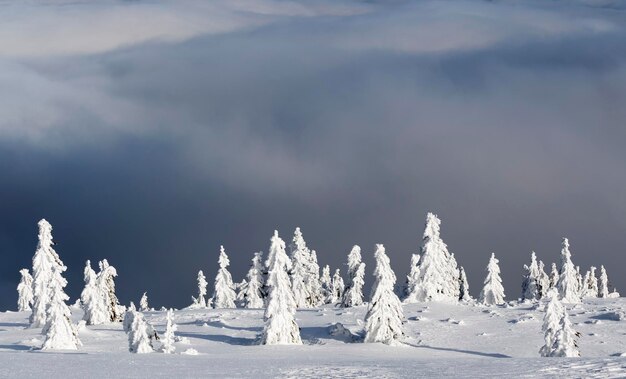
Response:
[520, 238, 619, 304]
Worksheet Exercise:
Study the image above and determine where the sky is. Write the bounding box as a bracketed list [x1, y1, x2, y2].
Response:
[1, 0, 626, 311]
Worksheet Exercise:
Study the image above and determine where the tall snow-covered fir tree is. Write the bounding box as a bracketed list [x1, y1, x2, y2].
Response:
[289, 228, 323, 308]
[342, 245, 365, 307]
[540, 290, 579, 357]
[521, 252, 541, 302]
[575, 266, 583, 298]
[259, 231, 302, 345]
[30, 219, 63, 327]
[191, 270, 208, 308]
[479, 253, 505, 306]
[549, 263, 559, 290]
[42, 250, 81, 350]
[556, 238, 580, 303]
[81, 260, 108, 325]
[537, 260, 550, 299]
[17, 268, 34, 312]
[403, 253, 421, 303]
[160, 309, 177, 354]
[128, 311, 154, 354]
[583, 266, 599, 298]
[320, 265, 332, 302]
[212, 245, 237, 309]
[289, 230, 310, 308]
[459, 266, 471, 302]
[326, 269, 345, 304]
[305, 249, 323, 307]
[97, 259, 122, 322]
[139, 292, 150, 312]
[412, 213, 460, 302]
[598, 265, 609, 298]
[540, 290, 565, 357]
[364, 244, 404, 344]
[241, 251, 265, 308]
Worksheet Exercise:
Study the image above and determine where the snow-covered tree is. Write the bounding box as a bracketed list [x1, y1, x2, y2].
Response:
[521, 252, 541, 302]
[403, 253, 421, 303]
[123, 302, 137, 333]
[549, 263, 559, 290]
[459, 266, 472, 302]
[259, 231, 302, 345]
[540, 290, 579, 357]
[289, 228, 323, 308]
[305, 249, 324, 307]
[538, 260, 550, 299]
[575, 266, 583, 298]
[290, 235, 309, 308]
[540, 290, 565, 357]
[17, 269, 33, 312]
[191, 270, 208, 308]
[556, 238, 580, 303]
[30, 219, 63, 327]
[140, 292, 150, 312]
[320, 265, 332, 302]
[212, 246, 237, 308]
[241, 251, 265, 308]
[479, 253, 505, 306]
[598, 265, 609, 298]
[42, 253, 81, 350]
[364, 244, 404, 344]
[128, 311, 153, 354]
[342, 246, 365, 307]
[161, 309, 177, 354]
[97, 259, 121, 322]
[326, 269, 344, 304]
[583, 267, 598, 298]
[81, 260, 108, 325]
[412, 213, 460, 302]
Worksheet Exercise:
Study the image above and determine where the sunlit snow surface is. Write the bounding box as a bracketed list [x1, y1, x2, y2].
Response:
[0, 299, 625, 378]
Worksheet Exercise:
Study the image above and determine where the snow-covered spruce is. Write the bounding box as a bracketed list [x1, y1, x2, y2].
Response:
[161, 309, 177, 354]
[289, 228, 323, 308]
[549, 263, 559, 291]
[97, 259, 122, 322]
[81, 260, 108, 325]
[191, 270, 208, 309]
[479, 253, 505, 306]
[521, 252, 541, 302]
[575, 266, 583, 299]
[537, 260, 550, 298]
[259, 231, 302, 345]
[42, 249, 81, 350]
[326, 269, 345, 305]
[540, 290, 579, 357]
[128, 311, 154, 354]
[582, 267, 599, 298]
[342, 245, 366, 307]
[320, 265, 332, 303]
[305, 249, 323, 307]
[410, 213, 460, 303]
[140, 292, 150, 312]
[459, 266, 471, 302]
[212, 246, 237, 309]
[364, 244, 404, 344]
[403, 253, 421, 302]
[598, 265, 609, 298]
[123, 302, 137, 333]
[30, 219, 64, 327]
[240, 251, 265, 308]
[556, 238, 580, 303]
[17, 268, 33, 312]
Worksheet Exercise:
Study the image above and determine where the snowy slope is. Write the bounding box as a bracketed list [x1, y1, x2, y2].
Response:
[0, 299, 625, 378]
